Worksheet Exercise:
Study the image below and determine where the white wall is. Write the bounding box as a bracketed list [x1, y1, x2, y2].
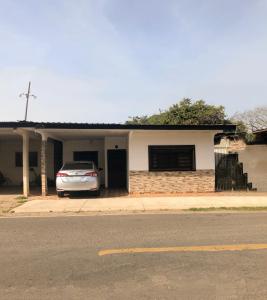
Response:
[104, 137, 128, 150]
[128, 130, 218, 171]
[0, 138, 54, 185]
[63, 139, 105, 184]
[237, 145, 267, 192]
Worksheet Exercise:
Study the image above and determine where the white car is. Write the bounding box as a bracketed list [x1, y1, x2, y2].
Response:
[56, 161, 101, 197]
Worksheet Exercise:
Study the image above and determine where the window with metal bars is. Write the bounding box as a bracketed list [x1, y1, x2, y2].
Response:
[148, 145, 196, 171]
[15, 152, 38, 167]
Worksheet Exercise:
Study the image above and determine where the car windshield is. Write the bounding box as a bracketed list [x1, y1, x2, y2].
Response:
[62, 162, 94, 170]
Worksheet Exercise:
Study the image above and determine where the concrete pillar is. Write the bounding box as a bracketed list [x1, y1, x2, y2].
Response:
[127, 131, 133, 193]
[41, 136, 48, 196]
[22, 132, 30, 197]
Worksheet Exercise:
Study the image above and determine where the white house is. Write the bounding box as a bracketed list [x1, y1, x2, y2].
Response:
[0, 121, 235, 196]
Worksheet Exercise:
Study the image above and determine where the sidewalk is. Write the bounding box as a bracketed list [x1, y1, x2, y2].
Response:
[12, 195, 267, 214]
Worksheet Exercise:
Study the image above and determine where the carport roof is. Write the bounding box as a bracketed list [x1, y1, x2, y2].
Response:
[0, 121, 236, 132]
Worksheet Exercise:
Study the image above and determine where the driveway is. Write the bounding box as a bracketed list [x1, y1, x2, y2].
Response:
[1, 213, 267, 299]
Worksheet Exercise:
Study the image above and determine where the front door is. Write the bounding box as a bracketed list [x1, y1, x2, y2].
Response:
[108, 149, 127, 188]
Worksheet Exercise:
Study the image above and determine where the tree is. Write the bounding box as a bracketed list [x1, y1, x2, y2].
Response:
[230, 106, 267, 143]
[232, 106, 267, 132]
[126, 98, 228, 125]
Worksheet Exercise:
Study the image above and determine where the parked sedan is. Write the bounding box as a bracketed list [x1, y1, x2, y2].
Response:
[56, 161, 101, 197]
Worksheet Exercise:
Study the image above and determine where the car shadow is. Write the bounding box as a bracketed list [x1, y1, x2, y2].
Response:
[64, 191, 99, 199]
[61, 188, 129, 199]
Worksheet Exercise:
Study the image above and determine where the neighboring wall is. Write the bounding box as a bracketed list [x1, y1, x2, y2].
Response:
[0, 138, 54, 185]
[237, 145, 267, 192]
[128, 130, 218, 193]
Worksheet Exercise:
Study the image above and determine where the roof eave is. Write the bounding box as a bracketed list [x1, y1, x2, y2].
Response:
[0, 121, 236, 132]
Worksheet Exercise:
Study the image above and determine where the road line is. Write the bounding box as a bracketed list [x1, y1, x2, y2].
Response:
[98, 243, 267, 256]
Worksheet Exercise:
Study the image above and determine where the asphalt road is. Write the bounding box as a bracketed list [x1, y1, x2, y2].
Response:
[1, 212, 267, 299]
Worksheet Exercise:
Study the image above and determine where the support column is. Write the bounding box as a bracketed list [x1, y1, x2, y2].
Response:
[41, 136, 48, 196]
[127, 131, 133, 193]
[22, 132, 30, 197]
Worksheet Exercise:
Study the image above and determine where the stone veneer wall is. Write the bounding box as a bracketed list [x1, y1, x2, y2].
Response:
[129, 170, 215, 194]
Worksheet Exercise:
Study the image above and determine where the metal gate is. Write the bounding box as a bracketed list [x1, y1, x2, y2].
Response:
[215, 153, 253, 191]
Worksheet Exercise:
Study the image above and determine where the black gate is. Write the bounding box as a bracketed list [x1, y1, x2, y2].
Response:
[215, 153, 254, 191]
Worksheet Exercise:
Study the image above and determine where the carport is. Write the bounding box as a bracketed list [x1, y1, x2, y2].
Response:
[35, 125, 129, 196]
[0, 122, 130, 197]
[0, 124, 45, 197]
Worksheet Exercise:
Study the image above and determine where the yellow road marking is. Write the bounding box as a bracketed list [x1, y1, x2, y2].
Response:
[98, 244, 267, 256]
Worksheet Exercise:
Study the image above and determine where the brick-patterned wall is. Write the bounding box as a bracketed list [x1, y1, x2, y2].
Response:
[41, 140, 48, 196]
[129, 170, 215, 194]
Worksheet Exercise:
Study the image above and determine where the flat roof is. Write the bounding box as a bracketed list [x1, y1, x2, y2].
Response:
[0, 121, 236, 131]
[253, 128, 267, 134]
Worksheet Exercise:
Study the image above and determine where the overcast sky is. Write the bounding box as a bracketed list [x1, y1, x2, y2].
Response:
[0, 0, 266, 123]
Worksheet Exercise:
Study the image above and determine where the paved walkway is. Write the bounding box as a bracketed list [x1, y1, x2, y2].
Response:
[12, 195, 267, 213]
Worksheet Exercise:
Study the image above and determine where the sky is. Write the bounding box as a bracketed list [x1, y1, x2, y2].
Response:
[0, 0, 266, 123]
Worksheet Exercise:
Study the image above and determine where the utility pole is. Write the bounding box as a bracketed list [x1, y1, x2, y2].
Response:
[19, 81, 37, 121]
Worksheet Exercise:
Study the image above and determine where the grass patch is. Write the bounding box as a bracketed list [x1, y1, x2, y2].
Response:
[186, 207, 267, 212]
[17, 200, 28, 204]
[15, 196, 28, 201]
[14, 196, 28, 204]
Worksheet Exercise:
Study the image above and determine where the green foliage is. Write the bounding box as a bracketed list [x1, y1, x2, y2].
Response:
[126, 116, 150, 125]
[232, 120, 255, 143]
[232, 106, 267, 132]
[126, 98, 227, 125]
[15, 196, 28, 201]
[231, 106, 267, 143]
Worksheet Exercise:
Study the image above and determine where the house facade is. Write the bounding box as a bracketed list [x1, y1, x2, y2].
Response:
[0, 121, 235, 196]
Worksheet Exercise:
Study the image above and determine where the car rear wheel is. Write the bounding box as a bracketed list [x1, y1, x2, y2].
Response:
[57, 191, 64, 198]
[91, 189, 100, 197]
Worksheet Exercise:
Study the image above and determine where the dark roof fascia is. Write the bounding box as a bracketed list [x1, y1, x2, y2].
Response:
[247, 141, 267, 145]
[0, 121, 236, 132]
[0, 121, 36, 128]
